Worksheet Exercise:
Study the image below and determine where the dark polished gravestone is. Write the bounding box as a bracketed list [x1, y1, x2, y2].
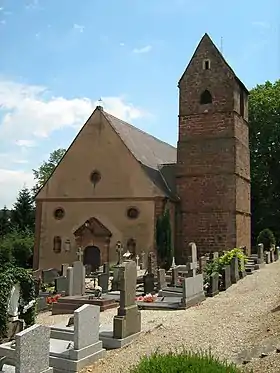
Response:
[207, 272, 219, 297]
[143, 273, 155, 295]
[220, 265, 231, 291]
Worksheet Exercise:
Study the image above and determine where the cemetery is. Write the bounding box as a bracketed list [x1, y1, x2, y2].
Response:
[0, 238, 279, 372]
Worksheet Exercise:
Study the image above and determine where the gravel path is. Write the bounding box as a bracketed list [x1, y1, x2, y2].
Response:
[37, 261, 280, 372]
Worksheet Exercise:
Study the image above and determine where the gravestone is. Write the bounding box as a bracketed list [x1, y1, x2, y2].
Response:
[111, 266, 120, 291]
[181, 274, 205, 308]
[171, 267, 179, 286]
[98, 265, 109, 294]
[270, 249, 275, 263]
[207, 272, 219, 297]
[186, 242, 198, 277]
[143, 273, 154, 294]
[157, 269, 167, 291]
[147, 252, 157, 276]
[140, 251, 146, 270]
[55, 276, 68, 294]
[72, 261, 85, 296]
[239, 256, 247, 278]
[265, 251, 271, 264]
[61, 264, 69, 277]
[42, 269, 59, 284]
[209, 252, 219, 261]
[66, 267, 74, 296]
[199, 256, 207, 274]
[220, 265, 231, 290]
[230, 257, 240, 284]
[0, 324, 53, 373]
[275, 247, 280, 261]
[49, 304, 105, 372]
[73, 305, 99, 350]
[257, 243, 264, 263]
[116, 242, 124, 265]
[113, 261, 141, 339]
[179, 242, 205, 307]
[103, 262, 109, 274]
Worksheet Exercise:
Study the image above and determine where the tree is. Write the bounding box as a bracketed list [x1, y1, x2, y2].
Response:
[156, 208, 173, 270]
[257, 228, 276, 251]
[0, 229, 34, 269]
[249, 80, 280, 243]
[0, 206, 11, 239]
[32, 148, 66, 195]
[10, 187, 35, 233]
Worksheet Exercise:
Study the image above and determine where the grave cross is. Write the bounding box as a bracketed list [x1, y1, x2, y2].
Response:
[135, 255, 139, 268]
[76, 247, 83, 262]
[116, 241, 124, 265]
[189, 242, 198, 277]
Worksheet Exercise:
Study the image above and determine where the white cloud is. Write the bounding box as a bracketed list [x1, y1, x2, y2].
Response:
[73, 24, 85, 33]
[133, 45, 152, 54]
[15, 139, 36, 147]
[0, 19, 6, 25]
[120, 42, 125, 47]
[0, 79, 149, 207]
[252, 21, 270, 29]
[0, 79, 148, 142]
[0, 169, 34, 208]
[13, 160, 29, 164]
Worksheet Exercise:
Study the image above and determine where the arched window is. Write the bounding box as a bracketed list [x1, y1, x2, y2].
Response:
[200, 90, 212, 105]
[53, 236, 62, 254]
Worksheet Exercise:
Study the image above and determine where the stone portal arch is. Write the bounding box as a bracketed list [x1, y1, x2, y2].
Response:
[73, 217, 112, 265]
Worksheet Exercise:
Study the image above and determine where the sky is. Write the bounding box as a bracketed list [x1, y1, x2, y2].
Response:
[0, 0, 279, 208]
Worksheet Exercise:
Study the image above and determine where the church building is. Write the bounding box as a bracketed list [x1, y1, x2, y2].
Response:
[33, 33, 251, 271]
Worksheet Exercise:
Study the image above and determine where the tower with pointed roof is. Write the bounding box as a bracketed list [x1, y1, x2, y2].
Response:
[176, 33, 251, 256]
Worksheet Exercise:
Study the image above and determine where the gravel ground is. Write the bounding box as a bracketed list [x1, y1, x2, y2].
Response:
[37, 261, 280, 373]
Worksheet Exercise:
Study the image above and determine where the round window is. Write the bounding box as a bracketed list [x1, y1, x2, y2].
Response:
[54, 208, 65, 220]
[127, 207, 139, 219]
[90, 170, 101, 185]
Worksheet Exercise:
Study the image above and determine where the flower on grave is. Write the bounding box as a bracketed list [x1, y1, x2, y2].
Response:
[46, 294, 61, 304]
[136, 293, 158, 303]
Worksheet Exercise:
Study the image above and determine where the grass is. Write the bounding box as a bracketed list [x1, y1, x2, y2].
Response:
[129, 350, 250, 373]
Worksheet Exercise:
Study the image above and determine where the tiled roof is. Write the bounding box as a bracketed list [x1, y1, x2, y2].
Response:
[103, 111, 177, 169]
[102, 110, 177, 199]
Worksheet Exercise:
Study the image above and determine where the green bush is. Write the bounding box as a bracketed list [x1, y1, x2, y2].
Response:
[129, 350, 247, 373]
[0, 229, 34, 268]
[203, 248, 247, 287]
[257, 228, 275, 251]
[0, 265, 36, 340]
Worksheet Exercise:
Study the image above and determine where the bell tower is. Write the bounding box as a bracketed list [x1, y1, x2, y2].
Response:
[176, 33, 251, 256]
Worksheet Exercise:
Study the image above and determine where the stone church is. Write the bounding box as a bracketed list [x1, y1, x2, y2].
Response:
[33, 33, 251, 271]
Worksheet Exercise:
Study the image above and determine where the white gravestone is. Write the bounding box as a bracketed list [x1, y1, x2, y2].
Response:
[7, 283, 21, 321]
[188, 242, 198, 277]
[72, 261, 85, 296]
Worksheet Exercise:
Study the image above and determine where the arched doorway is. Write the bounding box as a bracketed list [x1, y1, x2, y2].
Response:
[83, 246, 101, 273]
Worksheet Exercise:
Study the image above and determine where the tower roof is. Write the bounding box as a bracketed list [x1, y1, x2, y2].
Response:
[178, 33, 249, 94]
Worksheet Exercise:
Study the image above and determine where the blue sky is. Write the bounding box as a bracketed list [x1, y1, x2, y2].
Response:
[0, 0, 279, 207]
